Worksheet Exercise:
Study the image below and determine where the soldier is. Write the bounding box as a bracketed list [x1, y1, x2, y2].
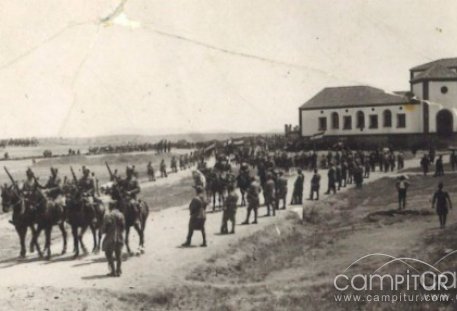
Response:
[179, 156, 185, 171]
[44, 167, 64, 204]
[434, 155, 444, 177]
[182, 186, 207, 247]
[277, 171, 288, 210]
[101, 202, 125, 277]
[117, 166, 141, 214]
[397, 152, 405, 170]
[432, 182, 452, 229]
[363, 157, 370, 178]
[221, 184, 238, 234]
[147, 161, 156, 182]
[309, 169, 321, 200]
[396, 175, 409, 210]
[451, 151, 457, 171]
[21, 168, 42, 212]
[78, 167, 95, 197]
[353, 163, 364, 188]
[291, 169, 304, 205]
[160, 159, 167, 178]
[325, 164, 336, 195]
[420, 154, 429, 176]
[263, 173, 276, 216]
[341, 160, 348, 188]
[171, 156, 178, 173]
[242, 176, 261, 225]
[336, 162, 342, 190]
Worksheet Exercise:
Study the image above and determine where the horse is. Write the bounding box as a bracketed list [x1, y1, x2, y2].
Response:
[28, 190, 67, 260]
[1, 185, 42, 258]
[236, 171, 251, 207]
[111, 184, 149, 255]
[65, 188, 106, 257]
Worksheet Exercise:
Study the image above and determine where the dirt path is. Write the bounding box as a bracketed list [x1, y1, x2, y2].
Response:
[0, 158, 422, 309]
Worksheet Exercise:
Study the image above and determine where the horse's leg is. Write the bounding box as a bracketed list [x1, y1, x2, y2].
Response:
[17, 226, 26, 258]
[45, 226, 52, 260]
[90, 224, 97, 253]
[33, 225, 44, 258]
[59, 222, 67, 255]
[97, 225, 103, 252]
[72, 225, 79, 257]
[212, 192, 216, 211]
[133, 221, 144, 250]
[125, 225, 132, 255]
[79, 225, 88, 255]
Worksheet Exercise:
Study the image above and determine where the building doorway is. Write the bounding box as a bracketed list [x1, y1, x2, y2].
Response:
[436, 109, 453, 137]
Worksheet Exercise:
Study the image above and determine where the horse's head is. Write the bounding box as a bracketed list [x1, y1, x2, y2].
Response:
[1, 184, 20, 213]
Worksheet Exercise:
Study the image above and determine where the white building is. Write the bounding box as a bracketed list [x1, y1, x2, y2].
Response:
[299, 58, 457, 146]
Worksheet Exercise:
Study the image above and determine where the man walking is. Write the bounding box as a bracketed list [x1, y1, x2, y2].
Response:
[432, 182, 452, 229]
[182, 186, 207, 247]
[309, 169, 321, 200]
[242, 177, 261, 224]
[325, 164, 336, 195]
[102, 203, 125, 277]
[221, 185, 238, 234]
[434, 155, 444, 177]
[277, 171, 288, 210]
[291, 169, 304, 205]
[396, 175, 409, 210]
[263, 174, 276, 216]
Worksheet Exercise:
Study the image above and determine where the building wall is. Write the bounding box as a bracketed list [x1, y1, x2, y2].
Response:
[426, 101, 457, 132]
[300, 104, 423, 137]
[412, 82, 424, 99]
[429, 81, 457, 108]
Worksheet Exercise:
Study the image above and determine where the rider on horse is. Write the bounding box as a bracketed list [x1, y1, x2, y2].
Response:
[43, 167, 64, 205]
[115, 166, 141, 221]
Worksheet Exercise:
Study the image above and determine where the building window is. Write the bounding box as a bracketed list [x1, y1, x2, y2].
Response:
[318, 117, 327, 131]
[369, 115, 378, 129]
[383, 109, 392, 127]
[331, 112, 339, 129]
[356, 111, 365, 129]
[343, 116, 352, 130]
[397, 113, 406, 128]
[441, 86, 448, 94]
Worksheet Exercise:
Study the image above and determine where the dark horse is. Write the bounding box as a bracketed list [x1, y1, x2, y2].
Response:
[236, 171, 251, 207]
[1, 185, 42, 258]
[28, 190, 67, 260]
[111, 184, 149, 255]
[65, 189, 106, 257]
[206, 170, 227, 211]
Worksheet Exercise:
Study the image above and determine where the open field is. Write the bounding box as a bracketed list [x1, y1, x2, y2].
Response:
[0, 149, 193, 195]
[1, 151, 457, 310]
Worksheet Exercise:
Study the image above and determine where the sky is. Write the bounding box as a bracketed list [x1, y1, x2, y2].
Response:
[0, 0, 456, 138]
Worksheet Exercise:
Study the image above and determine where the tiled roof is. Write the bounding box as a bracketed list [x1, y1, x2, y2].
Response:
[411, 64, 457, 82]
[300, 86, 409, 110]
[411, 57, 457, 71]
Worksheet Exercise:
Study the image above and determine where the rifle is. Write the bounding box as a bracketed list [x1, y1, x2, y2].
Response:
[4, 166, 22, 196]
[105, 162, 116, 181]
[70, 166, 78, 185]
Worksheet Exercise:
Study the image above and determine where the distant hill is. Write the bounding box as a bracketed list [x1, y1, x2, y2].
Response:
[40, 132, 281, 146]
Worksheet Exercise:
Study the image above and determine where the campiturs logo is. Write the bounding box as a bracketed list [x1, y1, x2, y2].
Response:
[333, 252, 457, 304]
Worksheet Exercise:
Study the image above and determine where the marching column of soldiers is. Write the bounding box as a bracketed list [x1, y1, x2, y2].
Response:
[185, 145, 457, 248]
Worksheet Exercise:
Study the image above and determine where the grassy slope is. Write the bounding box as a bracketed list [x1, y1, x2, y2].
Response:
[136, 173, 457, 311]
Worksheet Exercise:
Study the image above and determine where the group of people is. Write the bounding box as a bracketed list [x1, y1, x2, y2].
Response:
[5, 163, 146, 277]
[147, 153, 200, 181]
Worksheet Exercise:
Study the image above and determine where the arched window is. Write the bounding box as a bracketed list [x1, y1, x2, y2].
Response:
[383, 110, 392, 127]
[356, 111, 365, 129]
[331, 112, 339, 129]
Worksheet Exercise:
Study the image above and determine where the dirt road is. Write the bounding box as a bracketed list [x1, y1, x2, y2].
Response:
[0, 157, 422, 310]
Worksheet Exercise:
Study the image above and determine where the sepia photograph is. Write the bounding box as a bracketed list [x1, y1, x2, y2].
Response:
[1, 0, 457, 310]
